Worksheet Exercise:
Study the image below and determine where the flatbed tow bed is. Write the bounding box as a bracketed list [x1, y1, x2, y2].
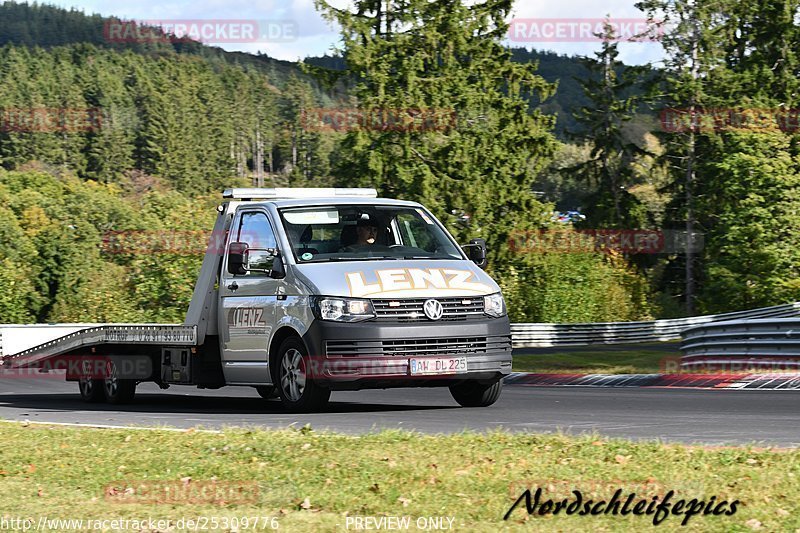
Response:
[3, 324, 198, 370]
[1, 188, 513, 411]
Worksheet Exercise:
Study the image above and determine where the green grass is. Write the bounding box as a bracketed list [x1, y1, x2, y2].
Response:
[0, 421, 797, 531]
[512, 349, 672, 375]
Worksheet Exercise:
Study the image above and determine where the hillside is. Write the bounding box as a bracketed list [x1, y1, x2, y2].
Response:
[0, 1, 306, 90]
[0, 1, 639, 136]
[306, 48, 650, 136]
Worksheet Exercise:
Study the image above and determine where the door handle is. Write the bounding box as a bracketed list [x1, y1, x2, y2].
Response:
[227, 281, 239, 291]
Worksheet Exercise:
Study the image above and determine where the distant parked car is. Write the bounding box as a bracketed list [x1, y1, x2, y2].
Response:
[552, 211, 586, 224]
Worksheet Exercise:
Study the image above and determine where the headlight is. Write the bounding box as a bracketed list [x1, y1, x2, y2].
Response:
[483, 293, 506, 318]
[312, 297, 375, 322]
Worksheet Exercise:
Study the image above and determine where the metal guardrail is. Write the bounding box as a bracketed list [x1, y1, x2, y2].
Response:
[512, 302, 800, 348]
[2, 302, 798, 358]
[680, 318, 800, 368]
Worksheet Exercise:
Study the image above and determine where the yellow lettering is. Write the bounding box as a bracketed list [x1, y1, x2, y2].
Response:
[408, 268, 448, 289]
[377, 269, 412, 291]
[346, 272, 381, 297]
[443, 269, 487, 293]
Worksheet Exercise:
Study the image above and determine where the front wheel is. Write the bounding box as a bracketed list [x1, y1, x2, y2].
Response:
[273, 337, 330, 413]
[449, 379, 502, 407]
[103, 359, 136, 404]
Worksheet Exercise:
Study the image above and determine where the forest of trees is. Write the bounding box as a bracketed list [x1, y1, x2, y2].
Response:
[0, 0, 798, 324]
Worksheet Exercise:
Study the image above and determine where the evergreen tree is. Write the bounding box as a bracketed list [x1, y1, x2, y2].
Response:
[276, 75, 334, 186]
[571, 22, 650, 230]
[636, 0, 731, 314]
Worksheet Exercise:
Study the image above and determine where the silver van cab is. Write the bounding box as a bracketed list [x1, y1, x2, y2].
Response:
[220, 188, 512, 411]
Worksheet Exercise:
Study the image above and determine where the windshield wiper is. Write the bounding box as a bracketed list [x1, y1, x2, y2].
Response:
[302, 255, 456, 263]
[403, 256, 457, 260]
[300, 257, 354, 263]
[301, 256, 400, 263]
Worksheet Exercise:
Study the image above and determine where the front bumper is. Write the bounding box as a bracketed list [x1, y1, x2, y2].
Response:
[301, 316, 512, 391]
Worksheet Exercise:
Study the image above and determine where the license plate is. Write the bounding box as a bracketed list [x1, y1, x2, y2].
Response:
[409, 357, 468, 375]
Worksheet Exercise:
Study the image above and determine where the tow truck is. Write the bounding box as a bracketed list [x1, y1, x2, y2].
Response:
[1, 188, 512, 412]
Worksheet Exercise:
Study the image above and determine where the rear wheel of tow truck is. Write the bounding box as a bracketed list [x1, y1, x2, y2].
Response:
[78, 376, 105, 403]
[102, 359, 136, 405]
[449, 379, 503, 407]
[273, 337, 330, 413]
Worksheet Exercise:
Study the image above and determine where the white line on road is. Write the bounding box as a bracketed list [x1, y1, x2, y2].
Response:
[2, 419, 222, 433]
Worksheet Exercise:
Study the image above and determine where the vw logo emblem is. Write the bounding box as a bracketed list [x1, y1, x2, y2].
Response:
[423, 299, 444, 321]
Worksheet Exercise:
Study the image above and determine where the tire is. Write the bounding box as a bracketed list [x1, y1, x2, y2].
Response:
[272, 337, 330, 413]
[102, 358, 137, 405]
[255, 385, 278, 399]
[449, 379, 503, 407]
[78, 376, 105, 403]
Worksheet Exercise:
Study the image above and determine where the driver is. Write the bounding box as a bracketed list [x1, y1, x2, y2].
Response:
[354, 217, 379, 246]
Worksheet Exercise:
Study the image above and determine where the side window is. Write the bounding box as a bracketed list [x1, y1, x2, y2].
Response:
[396, 213, 435, 251]
[236, 211, 278, 276]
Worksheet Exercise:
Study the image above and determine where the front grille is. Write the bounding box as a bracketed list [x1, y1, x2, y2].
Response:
[326, 335, 512, 358]
[372, 297, 485, 322]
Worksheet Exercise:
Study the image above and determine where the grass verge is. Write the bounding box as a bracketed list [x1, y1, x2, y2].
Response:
[512, 349, 671, 375]
[0, 421, 797, 531]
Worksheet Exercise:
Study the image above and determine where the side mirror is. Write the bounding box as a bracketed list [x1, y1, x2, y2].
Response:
[227, 242, 248, 275]
[270, 254, 286, 279]
[464, 238, 488, 269]
[245, 247, 282, 274]
[228, 242, 284, 277]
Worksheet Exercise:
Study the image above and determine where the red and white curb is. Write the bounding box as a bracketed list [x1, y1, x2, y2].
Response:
[503, 372, 800, 390]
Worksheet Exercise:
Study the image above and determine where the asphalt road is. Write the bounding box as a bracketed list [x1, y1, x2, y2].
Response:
[0, 375, 797, 446]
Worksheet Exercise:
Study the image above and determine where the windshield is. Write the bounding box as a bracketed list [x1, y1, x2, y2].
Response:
[279, 204, 464, 263]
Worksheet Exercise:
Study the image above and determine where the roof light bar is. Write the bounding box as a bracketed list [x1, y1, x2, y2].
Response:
[222, 188, 378, 200]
